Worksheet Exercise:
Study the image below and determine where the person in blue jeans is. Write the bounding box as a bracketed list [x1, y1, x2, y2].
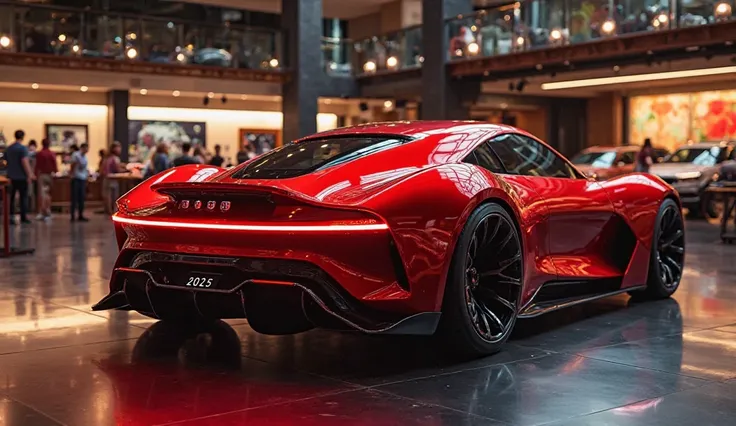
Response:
[6, 130, 36, 225]
[69, 143, 90, 222]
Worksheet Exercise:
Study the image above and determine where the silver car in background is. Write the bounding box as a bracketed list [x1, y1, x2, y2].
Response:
[650, 141, 735, 218]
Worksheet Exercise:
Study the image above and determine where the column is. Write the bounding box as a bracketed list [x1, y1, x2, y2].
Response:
[107, 90, 130, 162]
[281, 0, 323, 143]
[420, 0, 475, 119]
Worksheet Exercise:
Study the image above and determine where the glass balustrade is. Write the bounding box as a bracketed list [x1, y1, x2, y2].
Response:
[323, 36, 352, 75]
[353, 24, 423, 75]
[0, 2, 284, 71]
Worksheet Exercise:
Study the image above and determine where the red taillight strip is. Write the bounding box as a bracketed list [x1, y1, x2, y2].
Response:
[112, 215, 388, 232]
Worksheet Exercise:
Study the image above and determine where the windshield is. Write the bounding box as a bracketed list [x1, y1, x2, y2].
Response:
[571, 151, 616, 167]
[665, 147, 723, 166]
[232, 136, 410, 179]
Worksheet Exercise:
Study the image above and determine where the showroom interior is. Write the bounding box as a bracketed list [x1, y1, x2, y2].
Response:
[1, 0, 736, 425]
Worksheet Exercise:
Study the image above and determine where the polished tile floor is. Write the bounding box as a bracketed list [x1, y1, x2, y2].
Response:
[1, 216, 735, 426]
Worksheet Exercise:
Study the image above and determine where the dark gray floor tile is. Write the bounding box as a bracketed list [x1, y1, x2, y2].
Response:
[0, 397, 61, 426]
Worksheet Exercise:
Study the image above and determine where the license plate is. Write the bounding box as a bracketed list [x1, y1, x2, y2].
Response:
[183, 272, 222, 289]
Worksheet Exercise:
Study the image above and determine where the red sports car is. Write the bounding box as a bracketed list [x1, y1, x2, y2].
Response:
[94, 121, 685, 356]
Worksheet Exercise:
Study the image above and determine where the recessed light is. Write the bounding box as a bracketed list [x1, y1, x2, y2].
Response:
[172, 90, 181, 97]
[80, 86, 88, 92]
[140, 88, 148, 95]
[207, 92, 215, 99]
[31, 83, 39, 89]
[240, 95, 248, 100]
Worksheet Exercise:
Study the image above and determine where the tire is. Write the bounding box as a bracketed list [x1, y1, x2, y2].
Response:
[630, 199, 685, 300]
[437, 203, 523, 357]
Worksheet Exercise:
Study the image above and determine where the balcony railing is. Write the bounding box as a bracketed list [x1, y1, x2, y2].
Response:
[355, 0, 735, 76]
[0, 1, 283, 71]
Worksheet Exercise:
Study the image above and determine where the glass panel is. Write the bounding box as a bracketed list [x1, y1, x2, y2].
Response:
[140, 18, 181, 64]
[322, 36, 352, 75]
[84, 12, 123, 59]
[354, 25, 421, 75]
[681, 0, 735, 26]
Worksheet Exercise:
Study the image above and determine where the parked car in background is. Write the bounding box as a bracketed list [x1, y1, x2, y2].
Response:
[650, 141, 736, 218]
[571, 146, 668, 180]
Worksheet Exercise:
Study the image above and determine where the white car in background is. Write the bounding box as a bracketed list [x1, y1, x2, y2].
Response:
[650, 141, 735, 218]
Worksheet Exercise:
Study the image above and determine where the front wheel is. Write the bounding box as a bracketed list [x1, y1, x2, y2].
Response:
[437, 203, 523, 357]
[631, 199, 685, 300]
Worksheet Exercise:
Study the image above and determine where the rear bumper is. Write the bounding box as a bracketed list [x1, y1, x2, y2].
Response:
[93, 251, 440, 335]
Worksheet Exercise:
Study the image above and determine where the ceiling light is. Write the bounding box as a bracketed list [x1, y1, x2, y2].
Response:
[384, 100, 393, 109]
[0, 35, 11, 48]
[58, 34, 66, 42]
[207, 92, 215, 99]
[541, 66, 736, 90]
[139, 88, 147, 95]
[466, 42, 480, 56]
[126, 47, 138, 59]
[715, 2, 732, 20]
[386, 55, 399, 69]
[172, 90, 180, 97]
[31, 83, 39, 89]
[269, 58, 279, 68]
[80, 86, 88, 92]
[363, 60, 377, 73]
[240, 95, 248, 100]
[601, 19, 616, 35]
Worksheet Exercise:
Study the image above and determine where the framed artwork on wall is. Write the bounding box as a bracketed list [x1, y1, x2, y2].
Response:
[45, 123, 89, 153]
[128, 120, 206, 163]
[238, 128, 281, 157]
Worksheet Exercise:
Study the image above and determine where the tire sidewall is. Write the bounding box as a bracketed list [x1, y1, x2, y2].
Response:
[647, 199, 684, 298]
[441, 203, 521, 355]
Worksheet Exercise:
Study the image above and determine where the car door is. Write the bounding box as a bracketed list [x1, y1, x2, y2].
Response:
[487, 133, 617, 280]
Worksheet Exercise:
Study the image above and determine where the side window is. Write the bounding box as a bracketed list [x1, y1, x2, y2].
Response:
[619, 152, 636, 165]
[464, 141, 504, 173]
[489, 134, 577, 178]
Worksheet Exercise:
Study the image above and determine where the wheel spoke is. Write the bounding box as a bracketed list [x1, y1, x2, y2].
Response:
[660, 230, 684, 249]
[663, 255, 682, 275]
[476, 287, 516, 312]
[469, 234, 478, 259]
[475, 300, 505, 334]
[668, 245, 684, 255]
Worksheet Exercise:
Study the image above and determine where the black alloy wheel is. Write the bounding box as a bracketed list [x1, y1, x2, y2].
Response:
[438, 203, 522, 357]
[633, 199, 685, 299]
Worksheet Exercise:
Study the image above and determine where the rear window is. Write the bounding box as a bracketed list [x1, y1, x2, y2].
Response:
[232, 136, 409, 179]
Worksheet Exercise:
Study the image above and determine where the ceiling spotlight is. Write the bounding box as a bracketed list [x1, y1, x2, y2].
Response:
[125, 47, 138, 59]
[58, 34, 67, 42]
[240, 94, 248, 100]
[386, 55, 399, 69]
[613, 65, 620, 72]
[466, 42, 480, 56]
[715, 2, 732, 20]
[0, 35, 11, 48]
[172, 90, 180, 97]
[31, 83, 39, 89]
[140, 88, 148, 95]
[601, 19, 616, 35]
[80, 85, 88, 92]
[363, 60, 377, 73]
[269, 58, 279, 68]
[383, 100, 393, 109]
[207, 92, 215, 99]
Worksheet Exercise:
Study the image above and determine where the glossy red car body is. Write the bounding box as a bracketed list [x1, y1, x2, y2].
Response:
[95, 121, 679, 337]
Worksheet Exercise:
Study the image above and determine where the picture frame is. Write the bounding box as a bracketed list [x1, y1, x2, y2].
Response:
[238, 128, 282, 157]
[45, 123, 89, 153]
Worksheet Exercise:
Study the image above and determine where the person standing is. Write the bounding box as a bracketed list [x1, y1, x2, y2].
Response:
[635, 138, 654, 173]
[34, 138, 57, 220]
[6, 130, 35, 224]
[209, 144, 224, 167]
[70, 143, 90, 222]
[102, 142, 127, 214]
[173, 142, 198, 166]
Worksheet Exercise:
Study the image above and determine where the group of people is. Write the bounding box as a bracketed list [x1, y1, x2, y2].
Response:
[144, 142, 226, 178]
[4, 129, 87, 224]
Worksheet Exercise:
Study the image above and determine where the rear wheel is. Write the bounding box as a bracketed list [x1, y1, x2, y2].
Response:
[631, 199, 685, 300]
[437, 203, 523, 357]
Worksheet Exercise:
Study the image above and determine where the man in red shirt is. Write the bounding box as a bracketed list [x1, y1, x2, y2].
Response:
[35, 138, 57, 220]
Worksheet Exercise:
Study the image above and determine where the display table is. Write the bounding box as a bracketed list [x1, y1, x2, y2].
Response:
[0, 177, 35, 258]
[50, 176, 103, 212]
[705, 184, 736, 244]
